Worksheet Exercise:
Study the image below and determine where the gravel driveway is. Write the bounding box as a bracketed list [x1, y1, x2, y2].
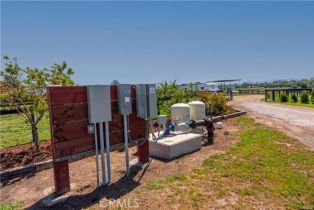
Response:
[231, 95, 314, 150]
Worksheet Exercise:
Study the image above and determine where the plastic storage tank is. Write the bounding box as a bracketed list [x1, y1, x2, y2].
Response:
[188, 101, 205, 121]
[171, 103, 190, 123]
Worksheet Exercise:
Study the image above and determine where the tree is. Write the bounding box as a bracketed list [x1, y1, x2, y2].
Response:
[0, 56, 74, 152]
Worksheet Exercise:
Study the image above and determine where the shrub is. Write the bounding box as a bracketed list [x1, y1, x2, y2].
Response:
[279, 93, 288, 102]
[156, 81, 232, 116]
[196, 92, 232, 116]
[290, 94, 298, 103]
[266, 91, 272, 100]
[311, 90, 314, 104]
[300, 92, 309, 104]
[157, 81, 197, 115]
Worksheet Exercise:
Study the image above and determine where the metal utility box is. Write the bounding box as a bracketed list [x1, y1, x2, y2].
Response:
[87, 85, 112, 123]
[117, 84, 132, 115]
[136, 84, 157, 119]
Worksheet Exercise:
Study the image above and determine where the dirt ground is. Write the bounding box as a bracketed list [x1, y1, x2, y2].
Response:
[231, 95, 314, 151]
[0, 141, 52, 171]
[0, 118, 240, 209]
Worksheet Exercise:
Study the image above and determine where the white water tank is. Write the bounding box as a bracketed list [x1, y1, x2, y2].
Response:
[171, 103, 190, 124]
[188, 101, 205, 121]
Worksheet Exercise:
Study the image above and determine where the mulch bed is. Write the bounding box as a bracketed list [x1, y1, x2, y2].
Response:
[0, 141, 52, 171]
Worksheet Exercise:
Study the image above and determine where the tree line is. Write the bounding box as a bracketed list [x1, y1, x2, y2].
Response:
[234, 78, 314, 89]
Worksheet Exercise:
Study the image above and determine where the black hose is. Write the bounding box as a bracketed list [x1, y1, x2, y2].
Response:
[127, 115, 149, 146]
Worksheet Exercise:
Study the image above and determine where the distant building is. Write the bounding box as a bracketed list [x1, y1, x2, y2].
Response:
[179, 82, 220, 92]
[204, 83, 220, 92]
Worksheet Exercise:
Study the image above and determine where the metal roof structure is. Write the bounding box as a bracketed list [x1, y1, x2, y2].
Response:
[205, 79, 242, 83]
[204, 79, 242, 91]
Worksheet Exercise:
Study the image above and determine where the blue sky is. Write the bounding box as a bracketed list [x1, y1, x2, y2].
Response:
[1, 1, 314, 84]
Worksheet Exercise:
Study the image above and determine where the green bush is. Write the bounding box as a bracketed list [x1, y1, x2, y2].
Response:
[279, 93, 288, 102]
[196, 92, 232, 116]
[266, 92, 271, 100]
[156, 81, 197, 115]
[156, 81, 232, 116]
[290, 94, 298, 103]
[311, 90, 314, 104]
[300, 92, 309, 104]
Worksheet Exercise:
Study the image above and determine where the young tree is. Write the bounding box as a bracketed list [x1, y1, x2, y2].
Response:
[0, 56, 74, 152]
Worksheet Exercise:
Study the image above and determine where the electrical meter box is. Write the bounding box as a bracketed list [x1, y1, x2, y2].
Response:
[136, 84, 157, 119]
[117, 84, 132, 115]
[87, 85, 112, 123]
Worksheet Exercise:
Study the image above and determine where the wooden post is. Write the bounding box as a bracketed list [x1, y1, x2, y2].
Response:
[53, 160, 70, 195]
[265, 90, 267, 102]
[138, 140, 149, 163]
[48, 87, 71, 195]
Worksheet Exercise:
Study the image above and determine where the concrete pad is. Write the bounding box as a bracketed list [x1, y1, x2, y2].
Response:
[42, 193, 71, 207]
[149, 132, 202, 160]
[216, 122, 223, 129]
[42, 183, 76, 207]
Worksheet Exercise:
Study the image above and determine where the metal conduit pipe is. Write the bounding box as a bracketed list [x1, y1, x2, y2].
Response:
[99, 122, 107, 184]
[94, 123, 100, 187]
[123, 114, 130, 176]
[104, 121, 111, 184]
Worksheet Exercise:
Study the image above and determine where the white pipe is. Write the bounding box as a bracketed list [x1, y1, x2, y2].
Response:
[94, 123, 100, 187]
[99, 122, 107, 184]
[105, 121, 111, 184]
[123, 114, 130, 176]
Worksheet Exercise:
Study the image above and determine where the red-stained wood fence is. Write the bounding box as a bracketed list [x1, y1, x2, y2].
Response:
[48, 85, 149, 195]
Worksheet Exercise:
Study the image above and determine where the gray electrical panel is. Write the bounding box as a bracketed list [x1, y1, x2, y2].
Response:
[136, 84, 157, 119]
[87, 85, 112, 123]
[117, 84, 132, 115]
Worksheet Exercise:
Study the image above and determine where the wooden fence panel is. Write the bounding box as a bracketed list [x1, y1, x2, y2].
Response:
[48, 85, 147, 195]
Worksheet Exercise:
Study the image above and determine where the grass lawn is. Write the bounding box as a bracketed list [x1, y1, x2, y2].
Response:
[274, 101, 314, 109]
[0, 202, 23, 210]
[0, 113, 50, 149]
[147, 116, 314, 209]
